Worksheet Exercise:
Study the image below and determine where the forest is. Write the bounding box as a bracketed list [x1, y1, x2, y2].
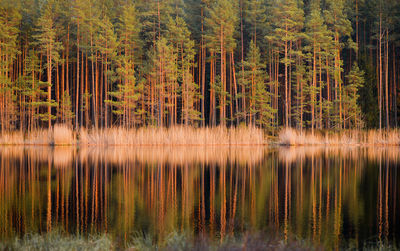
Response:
[0, 0, 399, 134]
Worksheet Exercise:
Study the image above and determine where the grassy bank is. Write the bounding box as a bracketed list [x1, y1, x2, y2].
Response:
[0, 125, 400, 146]
[0, 231, 314, 251]
[0, 233, 112, 251]
[1, 231, 396, 251]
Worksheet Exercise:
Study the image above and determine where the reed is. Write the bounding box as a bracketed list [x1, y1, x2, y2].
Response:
[278, 128, 400, 146]
[53, 124, 76, 145]
[78, 126, 265, 146]
[0, 124, 76, 146]
[1, 126, 400, 146]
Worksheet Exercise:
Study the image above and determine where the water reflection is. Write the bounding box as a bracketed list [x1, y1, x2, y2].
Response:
[0, 146, 399, 249]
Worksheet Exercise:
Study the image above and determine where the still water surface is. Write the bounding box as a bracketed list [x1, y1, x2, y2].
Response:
[0, 146, 399, 249]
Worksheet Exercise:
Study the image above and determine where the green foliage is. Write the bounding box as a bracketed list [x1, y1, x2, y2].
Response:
[21, 50, 57, 124]
[205, 0, 239, 52]
[34, 0, 63, 67]
[0, 2, 21, 129]
[0, 0, 398, 130]
[344, 63, 365, 128]
[244, 0, 267, 45]
[239, 41, 276, 131]
[60, 92, 74, 125]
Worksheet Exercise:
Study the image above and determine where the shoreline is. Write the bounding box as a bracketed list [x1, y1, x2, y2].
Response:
[0, 125, 399, 146]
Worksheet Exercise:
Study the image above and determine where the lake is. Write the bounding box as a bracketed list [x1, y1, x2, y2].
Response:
[0, 146, 399, 249]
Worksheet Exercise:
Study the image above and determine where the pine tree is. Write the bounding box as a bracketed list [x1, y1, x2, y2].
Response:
[240, 41, 275, 131]
[344, 63, 364, 128]
[56, 0, 74, 126]
[114, 3, 142, 127]
[205, 0, 239, 126]
[305, 0, 331, 133]
[266, 0, 303, 128]
[151, 37, 178, 127]
[22, 50, 42, 129]
[166, 16, 201, 125]
[244, 0, 267, 47]
[34, 0, 62, 128]
[324, 0, 352, 129]
[0, 2, 21, 131]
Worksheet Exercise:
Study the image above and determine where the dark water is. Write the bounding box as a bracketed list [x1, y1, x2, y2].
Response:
[0, 146, 399, 249]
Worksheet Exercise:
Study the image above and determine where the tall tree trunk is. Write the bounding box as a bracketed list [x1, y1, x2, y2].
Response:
[231, 52, 239, 125]
[319, 47, 322, 129]
[284, 26, 289, 128]
[91, 30, 96, 128]
[356, 0, 359, 60]
[105, 52, 108, 128]
[210, 51, 215, 126]
[95, 53, 99, 128]
[326, 56, 330, 128]
[220, 23, 225, 126]
[312, 39, 316, 135]
[379, 13, 382, 130]
[47, 46, 52, 129]
[240, 0, 245, 124]
[393, 44, 397, 127]
[76, 21, 80, 129]
[81, 50, 84, 127]
[66, 24, 70, 125]
[385, 29, 389, 129]
[201, 7, 205, 126]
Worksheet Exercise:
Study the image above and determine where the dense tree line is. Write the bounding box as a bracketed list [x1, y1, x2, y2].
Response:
[0, 0, 398, 132]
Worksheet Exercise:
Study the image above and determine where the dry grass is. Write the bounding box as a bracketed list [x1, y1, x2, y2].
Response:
[0, 131, 25, 145]
[0, 124, 76, 146]
[0, 125, 264, 146]
[25, 129, 54, 145]
[53, 124, 76, 145]
[78, 126, 265, 146]
[1, 126, 400, 146]
[278, 128, 400, 146]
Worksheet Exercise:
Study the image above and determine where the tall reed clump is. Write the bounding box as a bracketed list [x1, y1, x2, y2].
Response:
[0, 131, 25, 145]
[78, 126, 265, 146]
[52, 124, 76, 145]
[278, 128, 400, 146]
[0, 124, 76, 146]
[0, 129, 53, 145]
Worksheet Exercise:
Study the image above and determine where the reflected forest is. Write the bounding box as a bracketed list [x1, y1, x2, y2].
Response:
[0, 147, 400, 249]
